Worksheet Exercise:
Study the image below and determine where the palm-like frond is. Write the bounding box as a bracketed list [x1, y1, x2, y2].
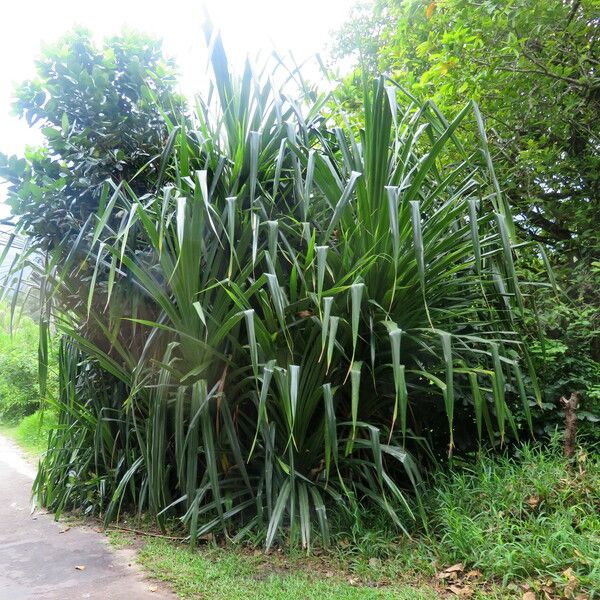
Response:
[6, 29, 540, 550]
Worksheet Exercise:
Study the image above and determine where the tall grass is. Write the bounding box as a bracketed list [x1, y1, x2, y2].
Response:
[427, 443, 600, 592]
[6, 28, 540, 549]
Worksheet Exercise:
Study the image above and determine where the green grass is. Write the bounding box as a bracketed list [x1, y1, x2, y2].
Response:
[331, 443, 600, 597]
[427, 443, 600, 596]
[108, 531, 516, 600]
[105, 443, 598, 600]
[132, 539, 438, 600]
[0, 410, 56, 456]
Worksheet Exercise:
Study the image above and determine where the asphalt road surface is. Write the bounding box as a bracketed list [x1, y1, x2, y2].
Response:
[0, 433, 175, 599]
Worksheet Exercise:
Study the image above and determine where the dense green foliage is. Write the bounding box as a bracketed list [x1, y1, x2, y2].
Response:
[335, 0, 600, 435]
[0, 307, 45, 422]
[0, 305, 57, 457]
[0, 29, 182, 249]
[110, 444, 599, 598]
[428, 444, 600, 594]
[343, 443, 600, 596]
[1, 410, 58, 455]
[336, 0, 600, 255]
[0, 27, 544, 548]
[525, 294, 600, 441]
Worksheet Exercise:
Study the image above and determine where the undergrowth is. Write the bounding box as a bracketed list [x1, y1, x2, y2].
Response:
[427, 442, 600, 595]
[134, 539, 439, 600]
[105, 442, 599, 599]
[331, 441, 599, 597]
[0, 311, 42, 423]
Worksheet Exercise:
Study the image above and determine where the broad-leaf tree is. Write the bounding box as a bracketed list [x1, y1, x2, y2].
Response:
[0, 29, 183, 249]
[335, 0, 600, 258]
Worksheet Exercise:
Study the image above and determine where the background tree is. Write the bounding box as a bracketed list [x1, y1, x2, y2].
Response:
[0, 29, 185, 395]
[0, 29, 183, 249]
[336, 0, 600, 258]
[335, 0, 600, 440]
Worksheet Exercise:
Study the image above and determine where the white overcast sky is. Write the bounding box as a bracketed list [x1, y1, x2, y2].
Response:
[0, 0, 362, 218]
[0, 0, 360, 159]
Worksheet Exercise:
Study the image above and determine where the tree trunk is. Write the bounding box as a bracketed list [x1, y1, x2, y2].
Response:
[560, 392, 580, 459]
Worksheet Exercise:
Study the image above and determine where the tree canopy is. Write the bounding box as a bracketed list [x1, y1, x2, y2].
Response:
[0, 29, 182, 248]
[336, 0, 600, 260]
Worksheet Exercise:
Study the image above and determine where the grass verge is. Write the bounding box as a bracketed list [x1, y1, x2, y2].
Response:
[3, 407, 595, 599]
[426, 443, 600, 598]
[106, 443, 598, 600]
[131, 539, 439, 600]
[0, 410, 57, 456]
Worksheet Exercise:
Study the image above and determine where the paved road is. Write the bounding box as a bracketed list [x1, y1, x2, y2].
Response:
[0, 433, 175, 599]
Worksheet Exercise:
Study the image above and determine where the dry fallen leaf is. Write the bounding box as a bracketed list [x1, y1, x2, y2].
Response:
[148, 584, 158, 593]
[563, 567, 579, 595]
[437, 563, 464, 581]
[75, 565, 86, 571]
[527, 496, 540, 508]
[448, 585, 474, 597]
[425, 1, 436, 20]
[445, 563, 464, 573]
[465, 569, 482, 579]
[522, 592, 536, 600]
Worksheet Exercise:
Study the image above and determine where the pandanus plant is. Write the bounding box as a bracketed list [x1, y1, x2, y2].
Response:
[6, 27, 540, 549]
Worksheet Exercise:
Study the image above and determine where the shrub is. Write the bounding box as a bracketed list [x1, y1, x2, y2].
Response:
[6, 28, 542, 549]
[9, 409, 58, 455]
[519, 253, 600, 443]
